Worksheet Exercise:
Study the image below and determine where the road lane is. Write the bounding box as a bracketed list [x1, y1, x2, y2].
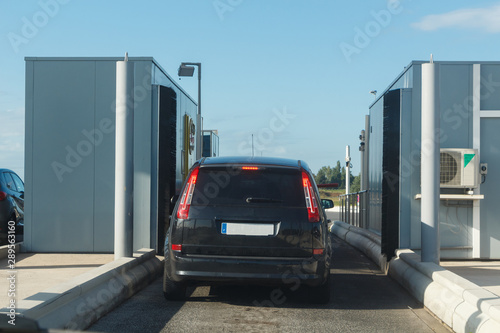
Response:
[89, 236, 450, 332]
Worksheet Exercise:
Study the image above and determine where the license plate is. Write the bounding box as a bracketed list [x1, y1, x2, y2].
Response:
[221, 222, 275, 236]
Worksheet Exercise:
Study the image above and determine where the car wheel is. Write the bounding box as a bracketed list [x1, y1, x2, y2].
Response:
[308, 274, 331, 304]
[163, 258, 186, 301]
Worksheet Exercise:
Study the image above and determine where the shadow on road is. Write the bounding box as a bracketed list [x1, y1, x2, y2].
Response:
[180, 235, 423, 311]
[90, 235, 428, 333]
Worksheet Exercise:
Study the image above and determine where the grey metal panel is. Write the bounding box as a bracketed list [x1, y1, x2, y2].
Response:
[439, 202, 472, 258]
[370, 60, 500, 110]
[480, 118, 500, 258]
[408, 64, 474, 256]
[31, 60, 96, 252]
[150, 85, 159, 251]
[152, 66, 183, 190]
[25, 57, 155, 61]
[368, 99, 383, 234]
[440, 249, 471, 258]
[439, 64, 472, 149]
[93, 61, 117, 252]
[24, 56, 196, 105]
[212, 133, 220, 157]
[405, 64, 475, 257]
[24, 60, 34, 252]
[152, 65, 198, 192]
[410, 64, 422, 249]
[180, 93, 198, 171]
[151, 59, 197, 105]
[399, 89, 413, 248]
[369, 64, 414, 108]
[480, 64, 500, 110]
[437, 64, 473, 258]
[177, 92, 185, 187]
[132, 61, 154, 251]
[25, 57, 197, 253]
[370, 61, 500, 259]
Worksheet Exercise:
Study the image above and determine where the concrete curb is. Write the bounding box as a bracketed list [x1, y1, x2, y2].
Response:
[330, 221, 500, 333]
[0, 248, 164, 330]
[390, 250, 500, 333]
[330, 221, 387, 272]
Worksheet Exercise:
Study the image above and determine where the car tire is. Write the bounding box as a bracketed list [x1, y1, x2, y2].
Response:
[308, 273, 331, 304]
[163, 258, 186, 301]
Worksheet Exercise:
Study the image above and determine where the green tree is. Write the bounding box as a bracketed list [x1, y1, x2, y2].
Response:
[351, 174, 361, 193]
[315, 161, 359, 191]
[331, 161, 342, 185]
[315, 160, 357, 189]
[314, 167, 328, 184]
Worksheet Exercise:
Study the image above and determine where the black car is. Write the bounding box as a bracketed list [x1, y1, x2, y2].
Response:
[0, 169, 24, 245]
[163, 156, 332, 303]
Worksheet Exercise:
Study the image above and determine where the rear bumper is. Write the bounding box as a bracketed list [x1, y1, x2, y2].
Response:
[167, 252, 329, 287]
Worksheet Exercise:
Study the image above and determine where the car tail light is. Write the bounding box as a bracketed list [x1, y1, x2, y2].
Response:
[302, 171, 320, 222]
[0, 191, 6, 201]
[313, 248, 324, 255]
[177, 166, 200, 219]
[242, 166, 259, 170]
[172, 244, 182, 252]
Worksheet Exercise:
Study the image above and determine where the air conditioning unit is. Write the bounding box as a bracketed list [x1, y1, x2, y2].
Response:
[440, 148, 478, 188]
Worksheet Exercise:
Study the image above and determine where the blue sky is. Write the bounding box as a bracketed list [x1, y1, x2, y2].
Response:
[2, 0, 500, 179]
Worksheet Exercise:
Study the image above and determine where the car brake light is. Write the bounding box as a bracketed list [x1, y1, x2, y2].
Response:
[0, 191, 6, 201]
[313, 248, 324, 255]
[302, 171, 320, 222]
[242, 166, 258, 170]
[172, 244, 182, 252]
[177, 166, 200, 219]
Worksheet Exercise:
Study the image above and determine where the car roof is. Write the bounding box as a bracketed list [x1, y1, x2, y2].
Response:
[199, 156, 310, 170]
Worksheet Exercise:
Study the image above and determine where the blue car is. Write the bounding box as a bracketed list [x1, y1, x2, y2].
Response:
[0, 169, 24, 245]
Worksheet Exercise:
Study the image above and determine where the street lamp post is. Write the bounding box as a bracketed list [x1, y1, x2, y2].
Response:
[178, 62, 202, 160]
[345, 145, 351, 194]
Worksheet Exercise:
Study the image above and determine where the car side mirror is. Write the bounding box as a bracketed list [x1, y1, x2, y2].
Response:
[20, 191, 24, 199]
[171, 195, 179, 206]
[320, 199, 334, 209]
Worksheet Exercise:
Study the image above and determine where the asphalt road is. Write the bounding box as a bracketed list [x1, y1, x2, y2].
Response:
[88, 236, 450, 333]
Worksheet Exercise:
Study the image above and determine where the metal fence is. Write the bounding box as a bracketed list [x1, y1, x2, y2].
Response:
[339, 190, 368, 228]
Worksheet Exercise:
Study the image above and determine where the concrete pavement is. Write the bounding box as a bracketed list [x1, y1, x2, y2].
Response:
[331, 220, 500, 333]
[325, 206, 340, 221]
[89, 236, 450, 333]
[1, 217, 499, 332]
[0, 253, 114, 306]
[0, 248, 163, 330]
[441, 261, 500, 298]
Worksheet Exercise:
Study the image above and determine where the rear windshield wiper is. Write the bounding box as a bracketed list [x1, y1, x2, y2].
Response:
[245, 197, 283, 203]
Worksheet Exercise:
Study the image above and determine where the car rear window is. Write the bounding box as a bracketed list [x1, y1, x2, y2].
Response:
[191, 166, 305, 207]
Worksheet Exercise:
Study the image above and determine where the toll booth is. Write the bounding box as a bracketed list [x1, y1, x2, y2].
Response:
[363, 61, 500, 259]
[24, 57, 198, 253]
[202, 130, 220, 158]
